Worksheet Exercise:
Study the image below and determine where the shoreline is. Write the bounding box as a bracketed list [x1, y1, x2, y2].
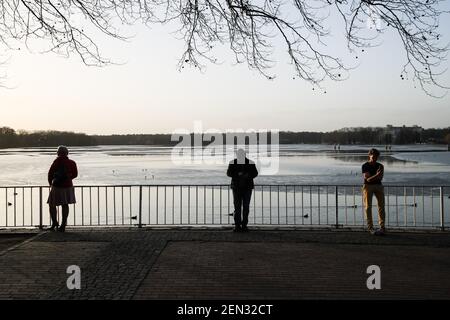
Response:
[0, 143, 448, 153]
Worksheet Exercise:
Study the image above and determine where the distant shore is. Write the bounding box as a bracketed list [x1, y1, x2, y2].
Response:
[1, 126, 449, 148]
[0, 143, 449, 155]
[1, 143, 448, 154]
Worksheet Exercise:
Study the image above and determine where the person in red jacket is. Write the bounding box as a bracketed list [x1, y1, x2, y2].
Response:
[47, 146, 78, 232]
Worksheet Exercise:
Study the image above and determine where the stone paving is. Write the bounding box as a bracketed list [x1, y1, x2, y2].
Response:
[0, 233, 35, 253]
[0, 228, 449, 299]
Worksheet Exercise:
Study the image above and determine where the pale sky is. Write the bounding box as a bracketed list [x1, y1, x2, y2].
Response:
[0, 3, 450, 135]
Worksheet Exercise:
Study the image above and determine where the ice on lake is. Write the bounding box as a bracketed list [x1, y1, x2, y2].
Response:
[0, 144, 449, 186]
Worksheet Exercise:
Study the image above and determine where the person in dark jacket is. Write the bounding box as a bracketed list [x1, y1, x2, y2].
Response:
[47, 146, 78, 232]
[227, 149, 258, 232]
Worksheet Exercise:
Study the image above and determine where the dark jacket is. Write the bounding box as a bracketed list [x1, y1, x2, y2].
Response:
[227, 158, 258, 190]
[48, 156, 78, 187]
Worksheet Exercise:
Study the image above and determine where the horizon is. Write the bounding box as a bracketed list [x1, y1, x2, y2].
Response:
[1, 124, 448, 136]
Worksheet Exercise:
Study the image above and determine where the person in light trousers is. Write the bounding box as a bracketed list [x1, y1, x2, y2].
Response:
[362, 148, 386, 235]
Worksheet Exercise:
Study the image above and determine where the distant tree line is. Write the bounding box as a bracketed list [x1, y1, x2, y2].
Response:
[93, 134, 175, 146]
[1, 126, 449, 148]
[0, 127, 95, 148]
[319, 127, 450, 145]
[91, 128, 450, 146]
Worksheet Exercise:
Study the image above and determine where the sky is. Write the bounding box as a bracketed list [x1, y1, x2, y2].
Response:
[0, 2, 450, 135]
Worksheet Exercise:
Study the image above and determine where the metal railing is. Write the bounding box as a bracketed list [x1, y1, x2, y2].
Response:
[0, 185, 448, 230]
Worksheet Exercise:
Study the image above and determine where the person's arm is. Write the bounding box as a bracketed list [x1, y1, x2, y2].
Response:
[375, 164, 384, 181]
[226, 163, 234, 178]
[362, 163, 372, 183]
[365, 165, 384, 183]
[48, 161, 56, 186]
[71, 161, 78, 180]
[250, 163, 258, 179]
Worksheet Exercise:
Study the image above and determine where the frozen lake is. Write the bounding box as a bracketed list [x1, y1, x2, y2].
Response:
[0, 144, 449, 186]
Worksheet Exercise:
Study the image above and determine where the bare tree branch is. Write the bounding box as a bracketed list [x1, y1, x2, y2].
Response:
[0, 0, 448, 95]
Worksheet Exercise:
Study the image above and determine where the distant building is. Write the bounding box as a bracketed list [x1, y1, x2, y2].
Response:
[384, 125, 423, 143]
[336, 125, 424, 144]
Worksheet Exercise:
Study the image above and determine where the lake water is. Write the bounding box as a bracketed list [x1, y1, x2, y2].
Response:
[0, 144, 449, 186]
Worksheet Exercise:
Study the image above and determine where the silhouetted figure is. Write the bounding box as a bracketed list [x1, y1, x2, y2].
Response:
[227, 149, 258, 232]
[47, 146, 78, 232]
[362, 148, 385, 236]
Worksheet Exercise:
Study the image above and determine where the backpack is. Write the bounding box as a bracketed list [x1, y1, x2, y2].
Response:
[52, 163, 68, 187]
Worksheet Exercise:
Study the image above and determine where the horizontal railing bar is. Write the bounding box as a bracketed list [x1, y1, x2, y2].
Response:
[0, 184, 449, 188]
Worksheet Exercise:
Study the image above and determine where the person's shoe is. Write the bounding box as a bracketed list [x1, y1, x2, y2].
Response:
[48, 224, 59, 231]
[241, 225, 249, 232]
[233, 226, 241, 232]
[58, 225, 66, 232]
[375, 228, 386, 236]
[368, 228, 376, 235]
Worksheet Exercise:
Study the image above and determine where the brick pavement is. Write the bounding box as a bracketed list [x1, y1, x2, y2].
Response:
[0, 228, 449, 299]
[134, 241, 450, 299]
[0, 233, 35, 253]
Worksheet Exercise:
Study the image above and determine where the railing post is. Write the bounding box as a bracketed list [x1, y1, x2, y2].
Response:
[39, 187, 43, 230]
[138, 186, 143, 228]
[440, 186, 445, 231]
[335, 186, 339, 229]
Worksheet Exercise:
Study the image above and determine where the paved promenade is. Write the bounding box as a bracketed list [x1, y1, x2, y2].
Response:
[0, 227, 450, 300]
